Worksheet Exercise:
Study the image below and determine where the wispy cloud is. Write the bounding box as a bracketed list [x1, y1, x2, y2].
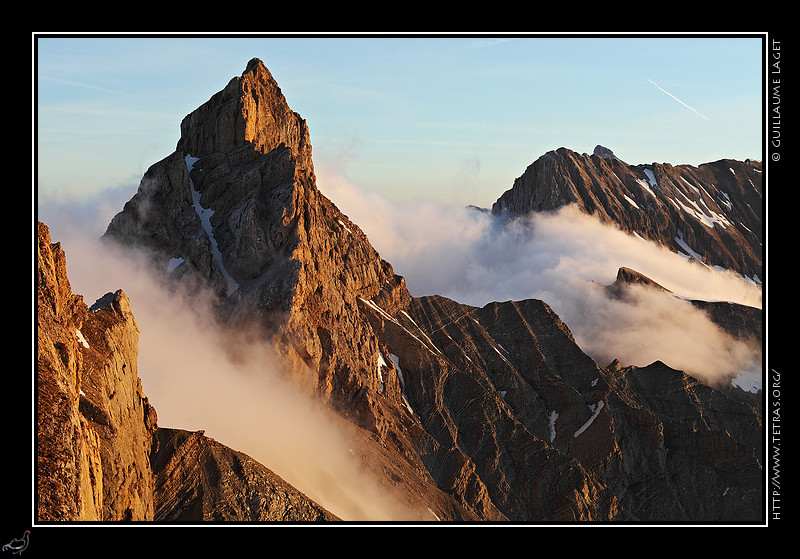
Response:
[39, 75, 137, 97]
[466, 37, 514, 49]
[647, 79, 711, 121]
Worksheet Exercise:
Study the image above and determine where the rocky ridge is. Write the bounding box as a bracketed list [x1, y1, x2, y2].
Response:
[492, 145, 763, 282]
[150, 428, 338, 521]
[37, 222, 157, 521]
[38, 58, 764, 523]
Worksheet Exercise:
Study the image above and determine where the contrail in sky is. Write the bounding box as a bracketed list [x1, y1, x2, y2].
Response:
[647, 79, 711, 121]
[40, 75, 137, 97]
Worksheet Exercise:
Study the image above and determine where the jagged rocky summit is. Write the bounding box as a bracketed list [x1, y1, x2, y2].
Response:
[39, 57, 764, 523]
[492, 145, 763, 283]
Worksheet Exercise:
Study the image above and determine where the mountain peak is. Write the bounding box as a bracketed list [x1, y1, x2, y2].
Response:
[105, 56, 412, 433]
[176, 57, 313, 172]
[614, 266, 669, 289]
[244, 56, 269, 75]
[606, 266, 671, 299]
[592, 145, 624, 163]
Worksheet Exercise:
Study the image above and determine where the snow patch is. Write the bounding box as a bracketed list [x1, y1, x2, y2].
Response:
[389, 353, 415, 415]
[399, 310, 443, 355]
[548, 410, 558, 443]
[168, 257, 184, 273]
[487, 335, 513, 367]
[186, 155, 240, 297]
[75, 329, 90, 349]
[377, 351, 389, 392]
[338, 219, 353, 234]
[573, 401, 604, 438]
[623, 194, 640, 209]
[746, 274, 762, 286]
[636, 178, 657, 199]
[359, 298, 440, 355]
[675, 229, 707, 266]
[674, 177, 732, 229]
[643, 168, 658, 188]
[732, 371, 762, 393]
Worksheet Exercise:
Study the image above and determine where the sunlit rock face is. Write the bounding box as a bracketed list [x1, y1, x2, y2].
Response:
[37, 222, 157, 521]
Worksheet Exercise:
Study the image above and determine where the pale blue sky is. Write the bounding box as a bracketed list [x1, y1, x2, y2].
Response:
[35, 33, 764, 208]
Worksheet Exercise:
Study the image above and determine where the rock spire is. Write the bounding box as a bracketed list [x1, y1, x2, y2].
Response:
[177, 58, 314, 174]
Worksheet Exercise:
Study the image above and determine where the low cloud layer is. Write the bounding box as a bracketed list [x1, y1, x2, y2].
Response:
[317, 164, 763, 391]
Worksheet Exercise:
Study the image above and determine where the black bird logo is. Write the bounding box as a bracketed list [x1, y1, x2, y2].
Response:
[2, 531, 29, 555]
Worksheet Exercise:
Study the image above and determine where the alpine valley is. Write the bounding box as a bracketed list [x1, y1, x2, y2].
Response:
[36, 58, 764, 525]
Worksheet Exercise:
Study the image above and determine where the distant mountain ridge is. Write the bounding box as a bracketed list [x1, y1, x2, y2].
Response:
[37, 58, 764, 523]
[492, 145, 763, 282]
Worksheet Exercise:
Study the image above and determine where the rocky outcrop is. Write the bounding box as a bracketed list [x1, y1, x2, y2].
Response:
[97, 59, 764, 522]
[491, 146, 763, 281]
[593, 144, 625, 163]
[608, 265, 762, 347]
[150, 428, 338, 521]
[691, 299, 762, 343]
[37, 222, 157, 521]
[602, 360, 763, 521]
[606, 266, 670, 299]
[363, 292, 762, 521]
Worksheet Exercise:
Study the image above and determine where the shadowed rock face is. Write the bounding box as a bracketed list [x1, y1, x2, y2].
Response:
[370, 295, 623, 521]
[150, 428, 338, 522]
[492, 146, 763, 281]
[379, 295, 762, 521]
[607, 264, 762, 350]
[601, 360, 763, 521]
[92, 59, 763, 522]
